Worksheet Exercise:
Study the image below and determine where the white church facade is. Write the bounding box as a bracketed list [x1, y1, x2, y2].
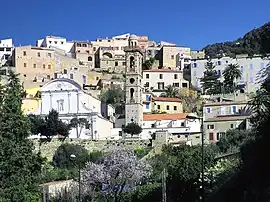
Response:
[33, 78, 114, 140]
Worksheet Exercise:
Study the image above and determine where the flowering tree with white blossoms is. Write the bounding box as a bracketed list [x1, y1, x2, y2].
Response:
[81, 149, 152, 202]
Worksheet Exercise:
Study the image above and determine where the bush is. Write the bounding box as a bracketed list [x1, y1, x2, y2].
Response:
[52, 143, 90, 169]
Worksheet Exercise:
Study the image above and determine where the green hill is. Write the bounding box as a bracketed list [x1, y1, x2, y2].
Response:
[203, 22, 270, 58]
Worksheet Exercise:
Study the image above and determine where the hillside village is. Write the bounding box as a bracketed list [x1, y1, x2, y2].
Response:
[0, 32, 267, 144]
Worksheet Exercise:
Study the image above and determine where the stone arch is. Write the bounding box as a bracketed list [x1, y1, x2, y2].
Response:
[130, 56, 135, 68]
[103, 52, 113, 58]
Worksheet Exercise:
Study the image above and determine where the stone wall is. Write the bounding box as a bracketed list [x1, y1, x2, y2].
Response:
[33, 139, 151, 161]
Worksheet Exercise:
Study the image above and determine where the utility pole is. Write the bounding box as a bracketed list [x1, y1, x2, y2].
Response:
[162, 168, 167, 202]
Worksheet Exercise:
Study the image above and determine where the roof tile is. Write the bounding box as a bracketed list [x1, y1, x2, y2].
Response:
[143, 113, 187, 121]
[152, 97, 182, 102]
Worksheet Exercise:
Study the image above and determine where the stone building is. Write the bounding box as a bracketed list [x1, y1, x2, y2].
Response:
[124, 35, 144, 126]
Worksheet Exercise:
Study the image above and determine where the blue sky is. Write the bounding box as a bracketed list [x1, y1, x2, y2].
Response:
[2, 0, 270, 49]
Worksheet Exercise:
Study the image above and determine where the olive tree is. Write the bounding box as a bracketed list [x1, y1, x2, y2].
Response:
[81, 149, 152, 202]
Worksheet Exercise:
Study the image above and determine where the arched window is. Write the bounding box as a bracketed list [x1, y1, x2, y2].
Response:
[88, 56, 92, 61]
[130, 88, 134, 98]
[130, 56, 135, 68]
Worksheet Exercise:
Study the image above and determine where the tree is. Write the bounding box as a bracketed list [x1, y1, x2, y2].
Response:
[100, 86, 124, 106]
[28, 109, 71, 142]
[0, 71, 43, 201]
[53, 143, 90, 169]
[222, 64, 242, 93]
[178, 88, 204, 113]
[81, 149, 152, 202]
[123, 122, 142, 137]
[142, 57, 155, 70]
[200, 59, 221, 95]
[160, 85, 178, 98]
[159, 144, 216, 201]
[69, 117, 88, 138]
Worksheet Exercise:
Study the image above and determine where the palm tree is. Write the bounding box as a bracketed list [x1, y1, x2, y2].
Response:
[161, 85, 178, 98]
[222, 64, 242, 93]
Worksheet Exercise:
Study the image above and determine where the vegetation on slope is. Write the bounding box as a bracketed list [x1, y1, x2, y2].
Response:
[203, 22, 270, 58]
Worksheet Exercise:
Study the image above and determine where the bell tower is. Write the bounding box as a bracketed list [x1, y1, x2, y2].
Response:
[124, 35, 144, 126]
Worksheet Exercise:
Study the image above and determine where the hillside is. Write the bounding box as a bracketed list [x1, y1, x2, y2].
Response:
[203, 22, 270, 58]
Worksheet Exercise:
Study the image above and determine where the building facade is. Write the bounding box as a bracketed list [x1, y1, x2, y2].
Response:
[124, 36, 144, 126]
[0, 38, 14, 65]
[191, 55, 269, 93]
[34, 78, 114, 140]
[143, 69, 189, 96]
[203, 100, 250, 142]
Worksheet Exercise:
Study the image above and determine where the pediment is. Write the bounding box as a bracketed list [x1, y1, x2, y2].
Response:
[41, 78, 82, 92]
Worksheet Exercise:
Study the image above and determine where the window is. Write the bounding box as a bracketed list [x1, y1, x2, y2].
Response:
[61, 41, 64, 44]
[206, 107, 212, 113]
[37, 52, 40, 57]
[48, 53, 52, 57]
[70, 73, 74, 79]
[96, 77, 99, 80]
[146, 74, 149, 79]
[145, 82, 149, 87]
[86, 50, 89, 54]
[48, 65, 51, 69]
[157, 82, 165, 90]
[193, 63, 197, 68]
[174, 106, 177, 111]
[33, 64, 36, 68]
[157, 105, 160, 110]
[217, 61, 221, 65]
[63, 69, 67, 74]
[209, 133, 214, 141]
[217, 132, 225, 140]
[24, 63, 27, 67]
[231, 124, 234, 129]
[47, 75, 51, 79]
[6, 48, 11, 51]
[146, 95, 150, 101]
[171, 55, 174, 59]
[174, 74, 178, 79]
[159, 74, 163, 79]
[207, 124, 214, 129]
[115, 61, 118, 66]
[146, 103, 150, 109]
[173, 83, 179, 87]
[57, 99, 64, 112]
[166, 105, 170, 110]
[43, 64, 46, 69]
[122, 61, 126, 66]
[54, 41, 57, 44]
[216, 133, 220, 141]
[82, 75, 86, 84]
[182, 83, 188, 88]
[93, 47, 96, 51]
[82, 44, 87, 47]
[231, 106, 237, 114]
[0, 48, 4, 51]
[54, 73, 57, 79]
[49, 41, 52, 44]
[23, 51, 27, 56]
[88, 56, 92, 61]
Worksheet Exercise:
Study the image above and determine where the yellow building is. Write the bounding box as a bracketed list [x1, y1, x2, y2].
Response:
[152, 97, 183, 114]
[22, 87, 41, 114]
[12, 46, 56, 89]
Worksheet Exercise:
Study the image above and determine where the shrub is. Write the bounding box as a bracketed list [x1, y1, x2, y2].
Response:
[52, 143, 90, 169]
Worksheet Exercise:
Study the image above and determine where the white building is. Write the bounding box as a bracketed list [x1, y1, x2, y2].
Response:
[191, 55, 269, 93]
[36, 36, 74, 54]
[34, 78, 114, 139]
[112, 113, 202, 144]
[143, 69, 189, 96]
[0, 38, 14, 64]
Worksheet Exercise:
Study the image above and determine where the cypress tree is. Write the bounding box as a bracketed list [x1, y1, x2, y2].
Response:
[0, 71, 43, 201]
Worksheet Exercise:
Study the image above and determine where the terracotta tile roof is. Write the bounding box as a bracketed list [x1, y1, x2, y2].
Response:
[39, 180, 72, 187]
[143, 113, 187, 121]
[152, 97, 182, 102]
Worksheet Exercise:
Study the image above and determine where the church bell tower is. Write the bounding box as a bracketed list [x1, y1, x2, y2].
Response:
[124, 35, 144, 126]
